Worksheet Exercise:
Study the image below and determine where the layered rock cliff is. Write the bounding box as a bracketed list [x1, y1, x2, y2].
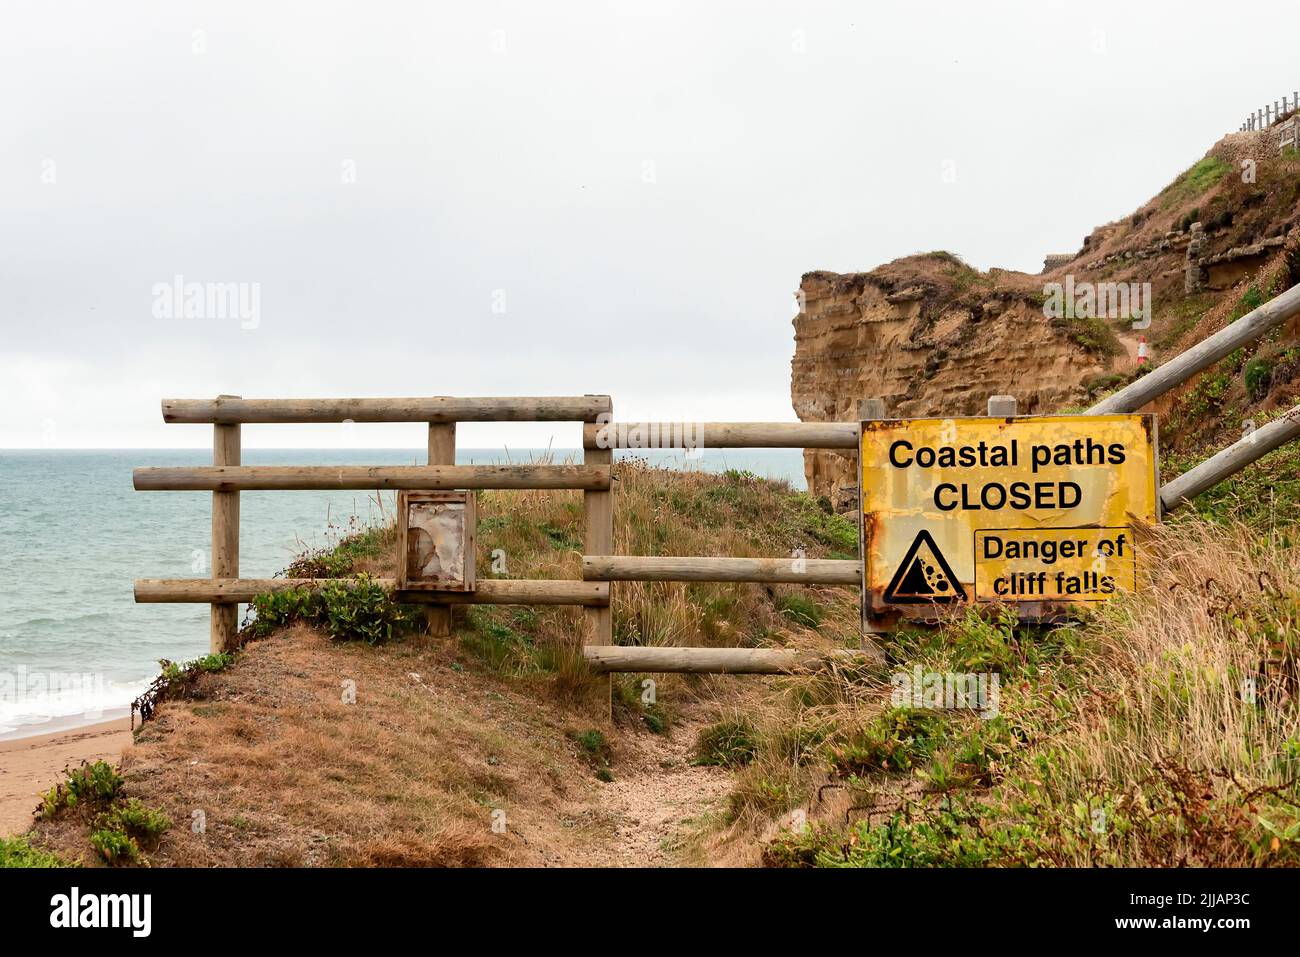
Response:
[795, 130, 1300, 507]
[791, 254, 1119, 508]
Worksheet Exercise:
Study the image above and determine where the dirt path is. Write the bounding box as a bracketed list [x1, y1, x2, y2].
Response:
[599, 718, 731, 866]
[1117, 329, 1148, 367]
[551, 715, 732, 868]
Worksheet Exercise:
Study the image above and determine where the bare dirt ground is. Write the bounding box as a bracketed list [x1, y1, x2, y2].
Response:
[25, 627, 739, 868]
[1118, 329, 1145, 367]
[560, 715, 731, 867]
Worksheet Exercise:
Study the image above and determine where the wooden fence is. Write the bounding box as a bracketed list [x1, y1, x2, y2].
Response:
[134, 279, 1300, 676]
[134, 395, 616, 652]
[1238, 91, 1299, 136]
[577, 419, 864, 673]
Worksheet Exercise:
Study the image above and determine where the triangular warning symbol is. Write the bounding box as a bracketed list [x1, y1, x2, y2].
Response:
[883, 530, 967, 604]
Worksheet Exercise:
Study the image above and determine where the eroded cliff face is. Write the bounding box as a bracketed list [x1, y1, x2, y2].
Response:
[793, 136, 1300, 508]
[791, 255, 1116, 508]
[790, 132, 1300, 509]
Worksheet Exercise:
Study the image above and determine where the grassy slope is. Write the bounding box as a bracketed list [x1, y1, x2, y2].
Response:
[18, 462, 863, 867]
[18, 452, 1300, 869]
[760, 518, 1300, 867]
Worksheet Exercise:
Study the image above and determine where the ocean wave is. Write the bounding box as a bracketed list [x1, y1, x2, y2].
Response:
[0, 672, 152, 737]
[4, 610, 117, 630]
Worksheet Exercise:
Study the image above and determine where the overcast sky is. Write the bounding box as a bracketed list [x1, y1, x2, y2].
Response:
[3, 0, 1296, 449]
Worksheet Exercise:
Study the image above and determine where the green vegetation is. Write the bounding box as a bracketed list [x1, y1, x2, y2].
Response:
[828, 707, 949, 775]
[40, 761, 123, 819]
[694, 717, 758, 767]
[608, 674, 674, 734]
[755, 515, 1300, 868]
[775, 594, 823, 629]
[789, 493, 858, 557]
[1160, 155, 1231, 209]
[1233, 284, 1265, 319]
[574, 728, 608, 755]
[244, 587, 319, 637]
[1244, 357, 1273, 401]
[1156, 293, 1216, 349]
[1049, 312, 1123, 358]
[134, 651, 237, 725]
[539, 521, 582, 551]
[89, 827, 140, 865]
[1082, 371, 1136, 403]
[1167, 346, 1243, 432]
[247, 574, 415, 645]
[34, 762, 172, 866]
[106, 798, 172, 842]
[0, 836, 74, 868]
[461, 607, 538, 671]
[90, 799, 172, 865]
[285, 522, 391, 578]
[571, 728, 614, 781]
[1163, 434, 1300, 531]
[317, 576, 412, 645]
[162, 652, 233, 681]
[1162, 278, 1296, 449]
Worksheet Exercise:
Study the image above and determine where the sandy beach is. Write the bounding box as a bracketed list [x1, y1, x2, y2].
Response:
[0, 717, 133, 837]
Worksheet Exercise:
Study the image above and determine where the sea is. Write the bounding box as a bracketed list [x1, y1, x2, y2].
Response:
[0, 448, 804, 739]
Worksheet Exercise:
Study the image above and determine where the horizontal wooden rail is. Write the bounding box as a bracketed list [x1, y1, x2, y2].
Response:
[162, 395, 612, 424]
[581, 421, 859, 450]
[582, 555, 862, 584]
[135, 578, 609, 606]
[583, 645, 872, 673]
[133, 464, 611, 491]
[1160, 405, 1300, 512]
[1088, 283, 1300, 414]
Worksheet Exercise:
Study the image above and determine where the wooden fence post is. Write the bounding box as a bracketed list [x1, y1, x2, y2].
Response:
[1161, 406, 1300, 513]
[583, 402, 613, 648]
[857, 396, 888, 658]
[211, 395, 241, 653]
[425, 422, 456, 637]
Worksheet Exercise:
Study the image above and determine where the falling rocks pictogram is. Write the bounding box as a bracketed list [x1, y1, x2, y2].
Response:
[883, 530, 967, 604]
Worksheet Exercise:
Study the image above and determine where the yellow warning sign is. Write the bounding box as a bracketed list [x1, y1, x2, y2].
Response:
[861, 414, 1158, 622]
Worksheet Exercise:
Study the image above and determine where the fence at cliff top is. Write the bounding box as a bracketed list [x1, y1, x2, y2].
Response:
[1238, 91, 1299, 132]
[133, 280, 1300, 675]
[131, 395, 866, 674]
[134, 395, 616, 655]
